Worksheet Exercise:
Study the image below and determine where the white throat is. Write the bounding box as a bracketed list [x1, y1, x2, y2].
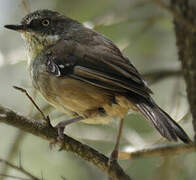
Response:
[21, 33, 60, 66]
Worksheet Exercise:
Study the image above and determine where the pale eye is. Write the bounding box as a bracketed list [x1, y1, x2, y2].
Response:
[42, 19, 50, 26]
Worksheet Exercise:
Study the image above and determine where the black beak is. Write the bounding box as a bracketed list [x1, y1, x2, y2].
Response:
[4, 24, 27, 32]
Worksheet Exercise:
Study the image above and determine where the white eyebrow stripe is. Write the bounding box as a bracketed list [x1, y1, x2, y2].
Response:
[25, 14, 40, 24]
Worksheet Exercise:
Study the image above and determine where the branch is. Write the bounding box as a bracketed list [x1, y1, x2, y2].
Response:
[0, 105, 131, 180]
[0, 105, 53, 180]
[119, 144, 196, 160]
[21, 0, 30, 14]
[0, 89, 39, 180]
[0, 131, 26, 180]
[0, 174, 29, 180]
[143, 69, 182, 84]
[0, 158, 40, 180]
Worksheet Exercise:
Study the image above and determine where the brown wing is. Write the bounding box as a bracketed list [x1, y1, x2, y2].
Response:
[46, 29, 152, 98]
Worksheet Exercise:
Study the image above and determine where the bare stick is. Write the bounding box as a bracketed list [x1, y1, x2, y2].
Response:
[0, 158, 40, 180]
[110, 118, 125, 162]
[119, 144, 196, 160]
[0, 174, 30, 180]
[21, 0, 30, 14]
[143, 69, 182, 85]
[13, 86, 49, 124]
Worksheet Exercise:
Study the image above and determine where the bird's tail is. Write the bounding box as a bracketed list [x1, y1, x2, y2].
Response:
[135, 98, 191, 143]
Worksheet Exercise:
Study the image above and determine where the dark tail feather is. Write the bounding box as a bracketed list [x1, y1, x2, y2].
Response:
[135, 98, 191, 144]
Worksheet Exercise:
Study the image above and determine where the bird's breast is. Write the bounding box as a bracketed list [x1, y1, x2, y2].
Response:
[30, 66, 136, 124]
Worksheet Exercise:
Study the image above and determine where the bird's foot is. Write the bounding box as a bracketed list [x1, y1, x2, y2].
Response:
[108, 149, 118, 166]
[48, 120, 66, 151]
[49, 128, 65, 151]
[55, 122, 66, 151]
[52, 117, 83, 151]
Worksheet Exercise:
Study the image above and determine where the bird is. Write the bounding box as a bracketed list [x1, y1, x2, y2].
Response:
[4, 9, 191, 161]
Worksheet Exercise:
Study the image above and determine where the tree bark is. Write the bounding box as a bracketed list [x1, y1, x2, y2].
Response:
[171, 0, 196, 141]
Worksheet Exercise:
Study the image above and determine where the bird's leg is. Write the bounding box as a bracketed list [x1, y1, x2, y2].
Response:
[109, 117, 125, 164]
[52, 117, 83, 151]
[55, 116, 83, 140]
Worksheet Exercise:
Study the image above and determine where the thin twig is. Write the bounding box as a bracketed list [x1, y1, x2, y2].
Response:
[2, 89, 38, 174]
[119, 144, 195, 160]
[0, 132, 26, 180]
[143, 69, 182, 85]
[18, 149, 22, 168]
[0, 104, 52, 180]
[13, 86, 50, 124]
[21, 0, 30, 14]
[0, 158, 40, 180]
[0, 174, 30, 180]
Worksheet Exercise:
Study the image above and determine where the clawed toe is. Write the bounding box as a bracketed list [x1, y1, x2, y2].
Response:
[48, 125, 65, 151]
[108, 150, 118, 166]
[50, 117, 83, 151]
[54, 126, 65, 151]
[56, 126, 65, 140]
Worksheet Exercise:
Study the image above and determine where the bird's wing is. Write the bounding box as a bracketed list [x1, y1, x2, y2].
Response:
[45, 33, 152, 98]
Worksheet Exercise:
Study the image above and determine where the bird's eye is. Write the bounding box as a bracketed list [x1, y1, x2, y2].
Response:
[42, 19, 50, 26]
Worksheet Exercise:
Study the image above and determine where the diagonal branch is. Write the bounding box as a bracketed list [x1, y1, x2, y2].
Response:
[119, 144, 196, 160]
[0, 105, 131, 180]
[0, 174, 30, 180]
[0, 158, 40, 180]
[143, 69, 182, 84]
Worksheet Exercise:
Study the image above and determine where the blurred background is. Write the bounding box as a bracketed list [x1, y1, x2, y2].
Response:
[0, 0, 194, 179]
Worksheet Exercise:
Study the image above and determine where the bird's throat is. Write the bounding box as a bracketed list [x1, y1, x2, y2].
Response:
[21, 32, 60, 65]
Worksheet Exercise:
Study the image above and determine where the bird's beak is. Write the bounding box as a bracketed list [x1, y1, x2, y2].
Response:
[4, 24, 27, 33]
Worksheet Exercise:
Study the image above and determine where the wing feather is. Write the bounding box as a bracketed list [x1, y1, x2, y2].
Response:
[73, 66, 150, 97]
[45, 38, 152, 98]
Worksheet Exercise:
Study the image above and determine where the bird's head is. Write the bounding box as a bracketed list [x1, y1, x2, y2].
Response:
[4, 9, 80, 60]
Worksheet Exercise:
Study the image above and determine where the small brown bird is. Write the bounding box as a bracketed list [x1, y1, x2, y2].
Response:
[5, 9, 191, 161]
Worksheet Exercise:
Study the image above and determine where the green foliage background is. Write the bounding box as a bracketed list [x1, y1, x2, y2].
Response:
[0, 0, 194, 179]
